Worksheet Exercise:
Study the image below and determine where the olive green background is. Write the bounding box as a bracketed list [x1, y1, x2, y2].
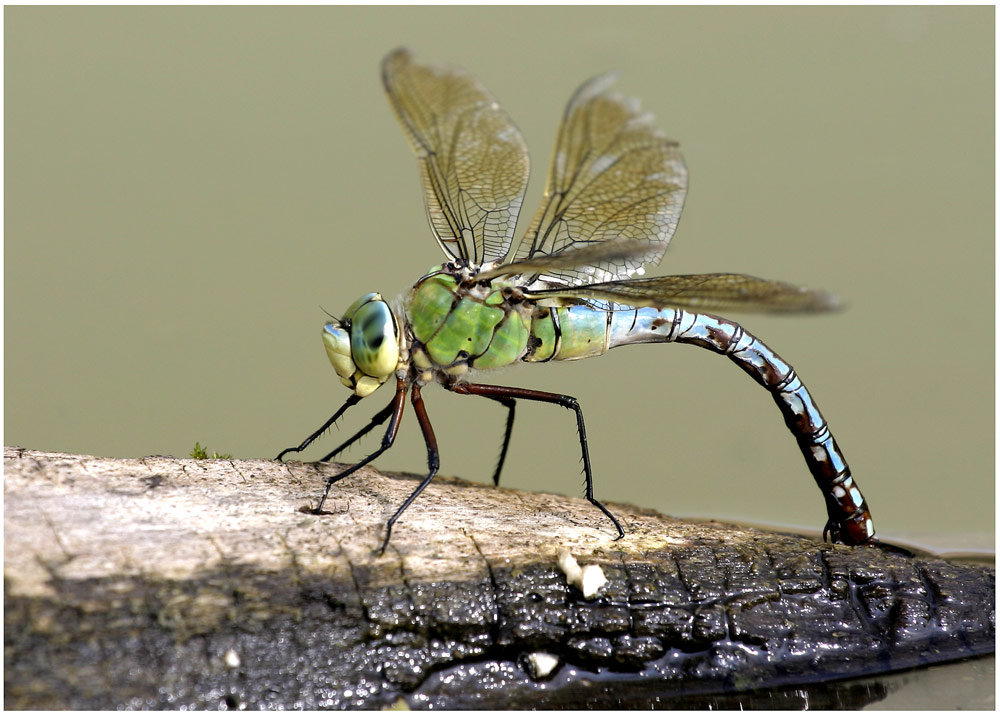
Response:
[6, 6, 993, 549]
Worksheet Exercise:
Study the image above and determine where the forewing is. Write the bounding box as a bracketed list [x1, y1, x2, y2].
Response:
[382, 48, 530, 264]
[528, 274, 840, 313]
[506, 73, 687, 285]
[477, 239, 659, 281]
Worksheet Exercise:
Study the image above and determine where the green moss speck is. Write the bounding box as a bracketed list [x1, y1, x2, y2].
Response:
[190, 442, 232, 460]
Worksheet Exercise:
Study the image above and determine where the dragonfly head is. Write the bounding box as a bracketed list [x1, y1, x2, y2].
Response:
[323, 292, 400, 397]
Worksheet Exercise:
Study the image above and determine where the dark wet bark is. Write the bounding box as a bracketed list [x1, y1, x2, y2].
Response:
[4, 447, 994, 709]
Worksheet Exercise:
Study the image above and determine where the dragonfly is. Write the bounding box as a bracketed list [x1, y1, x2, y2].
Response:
[277, 48, 876, 553]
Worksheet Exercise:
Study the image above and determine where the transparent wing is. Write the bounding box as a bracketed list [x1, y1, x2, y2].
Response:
[382, 48, 530, 265]
[527, 273, 840, 313]
[478, 239, 660, 282]
[505, 73, 687, 285]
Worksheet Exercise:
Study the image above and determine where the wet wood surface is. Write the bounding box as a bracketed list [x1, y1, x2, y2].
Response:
[4, 447, 994, 709]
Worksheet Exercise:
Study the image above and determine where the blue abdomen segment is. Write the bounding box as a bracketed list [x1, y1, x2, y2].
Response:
[604, 305, 874, 545]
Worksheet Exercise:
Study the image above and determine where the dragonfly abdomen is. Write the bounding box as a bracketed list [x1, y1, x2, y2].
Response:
[606, 306, 875, 545]
[521, 305, 614, 363]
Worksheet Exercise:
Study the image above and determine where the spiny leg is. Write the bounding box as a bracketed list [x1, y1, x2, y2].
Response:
[276, 394, 362, 461]
[379, 383, 440, 554]
[319, 399, 396, 463]
[449, 382, 625, 539]
[482, 395, 516, 486]
[315, 379, 407, 514]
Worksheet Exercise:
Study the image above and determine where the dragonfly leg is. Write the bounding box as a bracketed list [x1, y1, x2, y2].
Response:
[318, 399, 397, 463]
[379, 383, 440, 554]
[449, 382, 625, 540]
[314, 379, 407, 514]
[482, 395, 516, 486]
[275, 394, 362, 461]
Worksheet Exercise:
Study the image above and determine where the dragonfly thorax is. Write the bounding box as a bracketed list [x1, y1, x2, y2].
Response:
[322, 292, 401, 397]
[403, 267, 544, 385]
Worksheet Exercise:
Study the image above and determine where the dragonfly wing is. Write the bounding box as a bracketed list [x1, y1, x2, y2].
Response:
[528, 274, 840, 313]
[505, 73, 687, 285]
[382, 48, 530, 265]
[478, 239, 659, 282]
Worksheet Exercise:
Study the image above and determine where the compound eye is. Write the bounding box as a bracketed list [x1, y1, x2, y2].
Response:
[342, 292, 381, 322]
[350, 300, 399, 378]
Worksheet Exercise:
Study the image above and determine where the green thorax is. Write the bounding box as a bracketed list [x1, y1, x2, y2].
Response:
[405, 268, 616, 375]
[406, 272, 531, 372]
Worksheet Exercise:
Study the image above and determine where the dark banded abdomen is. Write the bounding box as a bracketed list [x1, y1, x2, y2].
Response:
[607, 306, 875, 545]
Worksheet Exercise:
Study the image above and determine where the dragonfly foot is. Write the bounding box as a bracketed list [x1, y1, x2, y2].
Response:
[587, 499, 626, 540]
[313, 484, 337, 515]
[376, 524, 394, 556]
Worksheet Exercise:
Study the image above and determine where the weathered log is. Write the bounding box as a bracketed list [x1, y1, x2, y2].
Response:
[4, 447, 993, 709]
